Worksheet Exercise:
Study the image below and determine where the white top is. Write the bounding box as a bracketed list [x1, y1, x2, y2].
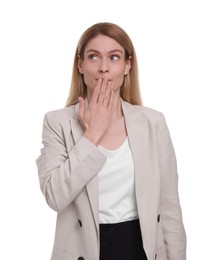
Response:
[98, 138, 138, 224]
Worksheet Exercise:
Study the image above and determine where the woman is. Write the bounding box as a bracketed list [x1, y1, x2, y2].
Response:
[36, 22, 186, 260]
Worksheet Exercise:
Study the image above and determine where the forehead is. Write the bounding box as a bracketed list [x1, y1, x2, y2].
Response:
[85, 34, 124, 53]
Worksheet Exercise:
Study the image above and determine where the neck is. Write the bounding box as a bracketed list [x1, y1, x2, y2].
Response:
[111, 91, 123, 118]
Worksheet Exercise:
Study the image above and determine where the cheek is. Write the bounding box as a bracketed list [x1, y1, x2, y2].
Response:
[83, 75, 91, 86]
[111, 75, 125, 90]
[82, 74, 97, 90]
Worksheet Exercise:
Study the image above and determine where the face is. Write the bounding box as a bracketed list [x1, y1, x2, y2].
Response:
[77, 34, 131, 97]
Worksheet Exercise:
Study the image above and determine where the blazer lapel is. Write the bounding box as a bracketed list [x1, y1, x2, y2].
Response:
[122, 100, 159, 256]
[70, 102, 100, 237]
[122, 100, 150, 220]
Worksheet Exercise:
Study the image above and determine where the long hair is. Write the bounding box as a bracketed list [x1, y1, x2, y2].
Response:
[65, 22, 142, 107]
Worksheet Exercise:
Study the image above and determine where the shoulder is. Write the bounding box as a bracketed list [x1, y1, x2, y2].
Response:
[42, 105, 78, 131]
[122, 100, 165, 124]
[44, 105, 76, 122]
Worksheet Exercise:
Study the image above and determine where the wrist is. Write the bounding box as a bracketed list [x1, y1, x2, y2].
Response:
[83, 130, 101, 145]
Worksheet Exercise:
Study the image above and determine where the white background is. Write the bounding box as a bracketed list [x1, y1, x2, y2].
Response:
[0, 0, 222, 259]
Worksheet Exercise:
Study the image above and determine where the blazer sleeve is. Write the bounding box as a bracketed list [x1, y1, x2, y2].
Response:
[36, 111, 106, 213]
[157, 113, 187, 260]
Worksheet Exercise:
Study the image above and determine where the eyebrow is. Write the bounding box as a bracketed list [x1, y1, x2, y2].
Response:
[86, 49, 124, 55]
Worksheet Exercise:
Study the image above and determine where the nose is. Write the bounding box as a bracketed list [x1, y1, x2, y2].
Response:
[98, 58, 109, 74]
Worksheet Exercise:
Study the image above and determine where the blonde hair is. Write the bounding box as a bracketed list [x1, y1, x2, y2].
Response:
[65, 22, 142, 107]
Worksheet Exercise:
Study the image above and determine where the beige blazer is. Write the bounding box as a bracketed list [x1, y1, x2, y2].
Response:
[36, 100, 186, 260]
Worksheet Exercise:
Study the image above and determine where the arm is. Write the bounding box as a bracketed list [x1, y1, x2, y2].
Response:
[157, 113, 186, 260]
[37, 78, 114, 213]
[36, 111, 106, 212]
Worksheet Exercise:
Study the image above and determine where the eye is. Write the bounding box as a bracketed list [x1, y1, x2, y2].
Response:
[110, 55, 120, 61]
[88, 54, 98, 61]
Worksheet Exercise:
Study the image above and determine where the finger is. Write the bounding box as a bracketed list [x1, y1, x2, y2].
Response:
[103, 80, 111, 106]
[107, 90, 114, 111]
[90, 79, 102, 106]
[78, 97, 84, 120]
[98, 78, 108, 103]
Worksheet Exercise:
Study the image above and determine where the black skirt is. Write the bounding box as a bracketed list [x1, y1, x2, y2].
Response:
[99, 219, 147, 260]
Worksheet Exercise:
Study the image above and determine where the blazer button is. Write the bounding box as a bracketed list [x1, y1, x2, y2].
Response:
[157, 214, 160, 223]
[78, 257, 84, 260]
[78, 219, 82, 227]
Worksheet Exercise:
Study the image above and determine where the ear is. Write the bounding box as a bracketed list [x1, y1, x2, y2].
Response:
[77, 55, 84, 74]
[124, 56, 132, 75]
